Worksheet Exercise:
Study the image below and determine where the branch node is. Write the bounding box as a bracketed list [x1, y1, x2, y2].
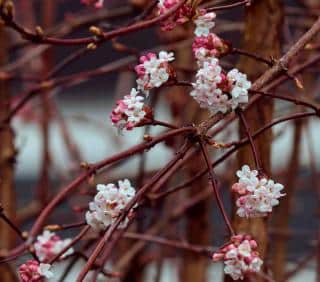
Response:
[87, 42, 97, 50]
[2, 1, 14, 20]
[89, 25, 104, 38]
[40, 80, 54, 90]
[35, 26, 44, 38]
[22, 231, 29, 239]
[143, 134, 153, 142]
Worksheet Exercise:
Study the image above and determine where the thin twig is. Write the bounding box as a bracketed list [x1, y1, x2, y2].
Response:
[236, 109, 262, 171]
[198, 141, 235, 236]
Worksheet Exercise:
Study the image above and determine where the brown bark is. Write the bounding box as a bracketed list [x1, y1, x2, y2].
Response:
[0, 27, 17, 281]
[227, 1, 283, 282]
[180, 156, 210, 282]
[179, 84, 210, 282]
[306, 0, 320, 282]
[271, 119, 303, 282]
[270, 31, 316, 278]
[36, 0, 56, 205]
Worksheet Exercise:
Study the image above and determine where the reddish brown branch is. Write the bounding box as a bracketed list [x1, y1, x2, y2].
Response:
[0, 0, 187, 46]
[236, 109, 262, 171]
[199, 141, 235, 236]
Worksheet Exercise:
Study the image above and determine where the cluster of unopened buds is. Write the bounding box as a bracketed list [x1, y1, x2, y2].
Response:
[232, 165, 285, 218]
[157, 0, 194, 31]
[157, 0, 216, 35]
[18, 260, 53, 282]
[86, 179, 136, 231]
[192, 33, 230, 61]
[81, 0, 104, 9]
[34, 230, 74, 262]
[212, 234, 263, 280]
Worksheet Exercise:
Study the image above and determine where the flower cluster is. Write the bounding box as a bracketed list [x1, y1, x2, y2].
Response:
[34, 230, 74, 262]
[135, 51, 175, 95]
[110, 88, 147, 131]
[189, 7, 250, 114]
[190, 57, 226, 114]
[110, 51, 174, 132]
[86, 179, 136, 231]
[157, 0, 193, 31]
[192, 33, 229, 61]
[19, 260, 53, 282]
[190, 58, 251, 114]
[212, 235, 263, 280]
[232, 165, 285, 218]
[81, 0, 104, 8]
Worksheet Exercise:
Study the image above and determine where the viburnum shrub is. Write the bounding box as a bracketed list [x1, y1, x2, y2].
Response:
[0, 0, 319, 281]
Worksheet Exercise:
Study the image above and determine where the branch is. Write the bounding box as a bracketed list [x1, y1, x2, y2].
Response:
[0, 1, 187, 46]
[236, 109, 262, 171]
[124, 232, 215, 256]
[198, 141, 235, 236]
[76, 142, 191, 280]
[28, 127, 195, 240]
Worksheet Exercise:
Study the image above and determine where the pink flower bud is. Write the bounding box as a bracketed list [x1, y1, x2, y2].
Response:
[212, 252, 224, 261]
[249, 240, 258, 249]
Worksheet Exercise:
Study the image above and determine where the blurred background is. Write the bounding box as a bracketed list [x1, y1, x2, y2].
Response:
[1, 0, 320, 281]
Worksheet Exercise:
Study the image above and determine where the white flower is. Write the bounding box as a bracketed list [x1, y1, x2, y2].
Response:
[225, 248, 238, 259]
[118, 179, 136, 198]
[85, 210, 107, 231]
[236, 165, 256, 179]
[86, 180, 136, 232]
[194, 12, 216, 37]
[38, 263, 53, 279]
[227, 69, 251, 110]
[249, 257, 263, 272]
[36, 230, 52, 244]
[238, 240, 252, 257]
[224, 260, 244, 280]
[158, 51, 175, 62]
